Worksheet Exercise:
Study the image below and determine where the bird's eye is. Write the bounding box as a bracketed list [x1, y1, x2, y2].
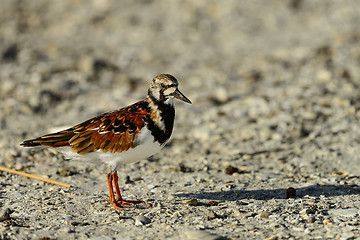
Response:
[160, 83, 166, 88]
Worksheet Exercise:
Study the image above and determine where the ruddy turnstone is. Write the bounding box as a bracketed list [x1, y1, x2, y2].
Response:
[21, 74, 191, 209]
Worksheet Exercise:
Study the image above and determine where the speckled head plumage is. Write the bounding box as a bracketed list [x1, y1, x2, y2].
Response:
[21, 73, 191, 210]
[148, 74, 192, 105]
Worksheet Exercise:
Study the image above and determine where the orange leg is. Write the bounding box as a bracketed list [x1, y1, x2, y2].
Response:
[107, 171, 140, 209]
[112, 171, 124, 202]
[113, 171, 141, 205]
[106, 171, 123, 210]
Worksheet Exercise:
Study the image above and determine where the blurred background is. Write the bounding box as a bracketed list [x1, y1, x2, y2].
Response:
[1, 0, 360, 173]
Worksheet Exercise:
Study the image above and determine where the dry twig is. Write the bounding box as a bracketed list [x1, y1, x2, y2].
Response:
[0, 166, 71, 188]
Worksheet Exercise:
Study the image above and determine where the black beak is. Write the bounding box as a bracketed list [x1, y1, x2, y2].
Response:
[173, 89, 192, 104]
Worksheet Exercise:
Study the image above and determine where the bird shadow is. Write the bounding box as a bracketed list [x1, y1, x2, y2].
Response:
[174, 184, 360, 201]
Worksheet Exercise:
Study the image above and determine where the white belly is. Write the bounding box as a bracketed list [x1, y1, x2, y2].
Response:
[57, 128, 165, 170]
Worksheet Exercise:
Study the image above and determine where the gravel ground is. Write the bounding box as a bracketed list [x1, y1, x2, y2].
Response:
[1, 1, 360, 239]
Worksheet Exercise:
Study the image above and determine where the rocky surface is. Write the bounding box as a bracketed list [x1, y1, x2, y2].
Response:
[1, 1, 360, 239]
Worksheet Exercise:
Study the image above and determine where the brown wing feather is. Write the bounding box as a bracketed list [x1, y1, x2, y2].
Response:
[21, 101, 150, 155]
[21, 130, 76, 148]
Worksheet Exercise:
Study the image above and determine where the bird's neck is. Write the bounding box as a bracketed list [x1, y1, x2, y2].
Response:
[146, 96, 175, 145]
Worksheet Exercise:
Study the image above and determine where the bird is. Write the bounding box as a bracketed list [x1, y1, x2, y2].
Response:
[21, 74, 192, 209]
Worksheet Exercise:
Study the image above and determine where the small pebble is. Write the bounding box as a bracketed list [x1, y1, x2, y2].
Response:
[177, 162, 192, 172]
[207, 210, 221, 220]
[264, 236, 278, 240]
[323, 219, 333, 225]
[183, 199, 198, 206]
[236, 200, 249, 205]
[57, 168, 74, 176]
[300, 208, 316, 215]
[286, 187, 296, 198]
[207, 200, 219, 207]
[259, 211, 270, 218]
[134, 215, 151, 226]
[269, 222, 283, 230]
[147, 184, 156, 189]
[306, 215, 316, 223]
[210, 87, 229, 105]
[225, 165, 239, 175]
[0, 208, 12, 222]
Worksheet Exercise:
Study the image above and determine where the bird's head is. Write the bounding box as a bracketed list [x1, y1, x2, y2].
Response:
[148, 74, 192, 105]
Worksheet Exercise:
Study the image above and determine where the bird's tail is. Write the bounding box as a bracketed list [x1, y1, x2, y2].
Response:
[21, 131, 75, 148]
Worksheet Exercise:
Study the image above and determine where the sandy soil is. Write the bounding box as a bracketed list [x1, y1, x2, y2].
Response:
[1, 1, 360, 239]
